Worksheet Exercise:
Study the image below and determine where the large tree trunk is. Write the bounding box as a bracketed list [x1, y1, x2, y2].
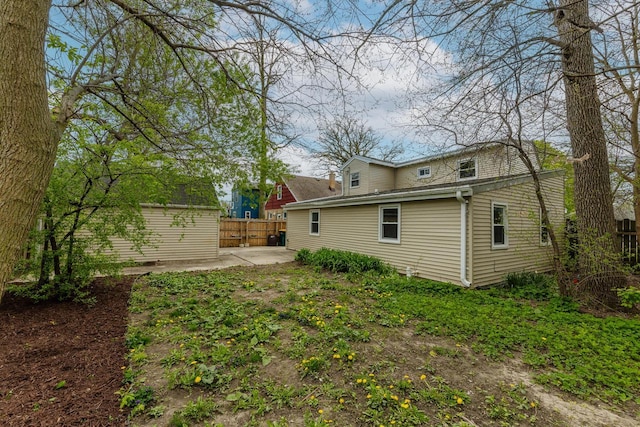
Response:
[555, 1, 622, 308]
[0, 1, 59, 302]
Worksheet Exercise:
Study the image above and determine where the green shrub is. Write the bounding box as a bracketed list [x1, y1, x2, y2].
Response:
[616, 286, 640, 309]
[295, 248, 394, 276]
[294, 248, 312, 264]
[498, 271, 556, 301]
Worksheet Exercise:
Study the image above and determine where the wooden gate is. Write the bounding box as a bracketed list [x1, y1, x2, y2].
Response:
[219, 219, 286, 248]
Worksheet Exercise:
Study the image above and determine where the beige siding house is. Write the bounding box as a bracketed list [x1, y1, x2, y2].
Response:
[107, 204, 220, 263]
[285, 143, 564, 287]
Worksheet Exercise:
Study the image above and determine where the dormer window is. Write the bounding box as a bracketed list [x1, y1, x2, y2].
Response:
[417, 166, 431, 179]
[458, 158, 477, 180]
[350, 172, 360, 188]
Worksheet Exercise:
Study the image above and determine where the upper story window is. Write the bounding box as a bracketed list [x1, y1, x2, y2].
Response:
[491, 202, 508, 249]
[417, 166, 431, 179]
[310, 210, 320, 235]
[350, 171, 360, 188]
[458, 158, 477, 180]
[276, 184, 283, 200]
[379, 205, 400, 243]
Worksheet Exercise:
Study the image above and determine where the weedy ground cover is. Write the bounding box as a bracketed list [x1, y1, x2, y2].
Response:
[122, 250, 640, 427]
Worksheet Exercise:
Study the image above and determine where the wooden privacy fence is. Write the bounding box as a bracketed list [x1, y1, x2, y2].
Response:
[618, 219, 639, 265]
[219, 219, 287, 248]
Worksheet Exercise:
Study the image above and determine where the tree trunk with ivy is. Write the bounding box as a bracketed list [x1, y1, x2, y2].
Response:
[555, 0, 622, 307]
[0, 1, 60, 303]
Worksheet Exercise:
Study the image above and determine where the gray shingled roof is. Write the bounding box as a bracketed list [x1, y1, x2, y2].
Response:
[286, 175, 341, 201]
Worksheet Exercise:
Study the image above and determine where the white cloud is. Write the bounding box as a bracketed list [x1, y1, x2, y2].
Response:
[277, 145, 327, 177]
[212, 11, 457, 167]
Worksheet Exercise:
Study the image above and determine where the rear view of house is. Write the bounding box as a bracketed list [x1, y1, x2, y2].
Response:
[285, 143, 564, 287]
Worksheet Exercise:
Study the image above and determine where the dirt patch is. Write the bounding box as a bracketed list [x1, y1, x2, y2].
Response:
[495, 361, 640, 427]
[0, 278, 133, 426]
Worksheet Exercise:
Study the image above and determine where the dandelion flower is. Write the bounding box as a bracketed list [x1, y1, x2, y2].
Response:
[457, 397, 464, 405]
[420, 374, 427, 381]
[318, 409, 324, 414]
[339, 398, 344, 404]
[194, 376, 202, 383]
[333, 354, 341, 359]
[401, 403, 409, 409]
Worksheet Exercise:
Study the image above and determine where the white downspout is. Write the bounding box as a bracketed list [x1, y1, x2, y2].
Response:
[456, 191, 472, 287]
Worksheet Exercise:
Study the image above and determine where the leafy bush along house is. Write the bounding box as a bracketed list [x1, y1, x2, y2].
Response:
[285, 143, 565, 287]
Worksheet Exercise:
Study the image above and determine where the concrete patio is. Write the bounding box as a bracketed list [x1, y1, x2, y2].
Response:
[122, 246, 297, 275]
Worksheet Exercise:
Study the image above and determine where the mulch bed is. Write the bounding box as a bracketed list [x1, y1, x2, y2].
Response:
[0, 278, 133, 426]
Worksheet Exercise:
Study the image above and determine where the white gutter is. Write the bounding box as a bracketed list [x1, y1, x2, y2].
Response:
[456, 190, 472, 287]
[286, 186, 473, 210]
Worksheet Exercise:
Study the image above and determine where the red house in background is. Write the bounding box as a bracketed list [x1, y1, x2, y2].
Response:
[265, 174, 340, 219]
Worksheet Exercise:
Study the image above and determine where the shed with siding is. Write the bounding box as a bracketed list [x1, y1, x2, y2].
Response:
[285, 144, 564, 287]
[106, 204, 220, 263]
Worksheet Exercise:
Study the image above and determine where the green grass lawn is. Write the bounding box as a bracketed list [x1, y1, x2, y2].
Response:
[121, 253, 640, 427]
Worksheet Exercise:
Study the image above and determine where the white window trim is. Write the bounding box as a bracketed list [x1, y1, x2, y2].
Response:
[457, 158, 478, 181]
[350, 171, 360, 188]
[540, 208, 551, 246]
[283, 211, 287, 220]
[379, 204, 401, 244]
[491, 202, 508, 249]
[276, 184, 283, 200]
[268, 212, 274, 220]
[417, 166, 431, 179]
[309, 209, 320, 236]
[244, 211, 252, 219]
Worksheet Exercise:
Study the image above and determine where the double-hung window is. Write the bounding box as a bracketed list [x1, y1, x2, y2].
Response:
[491, 202, 508, 249]
[276, 184, 283, 200]
[310, 210, 320, 235]
[350, 172, 360, 188]
[379, 205, 400, 243]
[458, 158, 477, 180]
[417, 166, 431, 179]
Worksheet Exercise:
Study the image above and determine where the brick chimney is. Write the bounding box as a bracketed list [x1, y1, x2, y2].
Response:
[329, 172, 336, 191]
